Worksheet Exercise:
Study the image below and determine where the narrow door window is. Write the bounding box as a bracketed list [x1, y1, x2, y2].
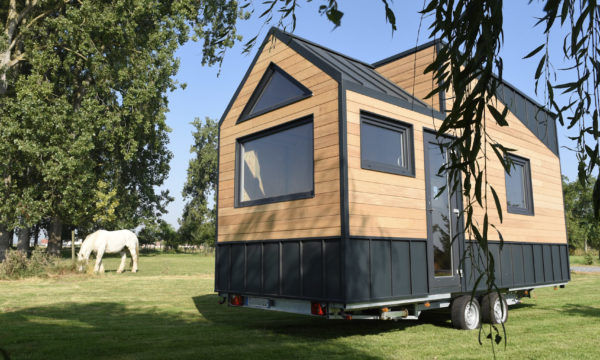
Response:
[426, 142, 453, 277]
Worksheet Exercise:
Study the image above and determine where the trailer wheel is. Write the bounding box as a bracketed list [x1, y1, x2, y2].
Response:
[451, 296, 481, 330]
[481, 292, 508, 324]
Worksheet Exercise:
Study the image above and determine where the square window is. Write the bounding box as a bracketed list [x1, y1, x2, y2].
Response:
[505, 154, 534, 215]
[360, 112, 414, 176]
[235, 116, 314, 207]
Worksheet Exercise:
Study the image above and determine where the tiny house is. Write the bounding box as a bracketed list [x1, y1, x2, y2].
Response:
[214, 28, 569, 329]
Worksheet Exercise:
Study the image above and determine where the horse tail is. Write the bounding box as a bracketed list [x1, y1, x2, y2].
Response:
[131, 233, 139, 267]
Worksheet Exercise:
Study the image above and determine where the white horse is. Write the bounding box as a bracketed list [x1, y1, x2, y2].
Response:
[77, 230, 139, 274]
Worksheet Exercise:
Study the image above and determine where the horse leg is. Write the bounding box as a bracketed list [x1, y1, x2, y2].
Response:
[129, 245, 138, 273]
[94, 249, 105, 274]
[117, 251, 127, 273]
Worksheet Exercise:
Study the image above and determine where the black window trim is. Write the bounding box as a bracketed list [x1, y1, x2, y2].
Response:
[234, 115, 315, 208]
[504, 153, 535, 216]
[236, 62, 312, 124]
[359, 110, 415, 177]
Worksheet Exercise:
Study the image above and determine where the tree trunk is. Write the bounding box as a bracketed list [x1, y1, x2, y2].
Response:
[0, 224, 10, 262]
[16, 226, 32, 254]
[47, 217, 62, 256]
[0, 49, 10, 96]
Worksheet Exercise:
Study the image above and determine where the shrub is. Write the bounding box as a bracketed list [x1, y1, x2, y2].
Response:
[584, 252, 594, 265]
[0, 248, 77, 280]
[0, 250, 29, 278]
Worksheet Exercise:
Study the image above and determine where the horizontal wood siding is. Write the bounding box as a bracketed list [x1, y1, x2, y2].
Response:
[346, 90, 567, 244]
[218, 36, 341, 242]
[374, 45, 442, 112]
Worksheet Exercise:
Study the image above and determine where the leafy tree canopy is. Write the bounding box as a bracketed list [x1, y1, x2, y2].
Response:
[0, 0, 248, 255]
[563, 175, 600, 253]
[179, 117, 218, 246]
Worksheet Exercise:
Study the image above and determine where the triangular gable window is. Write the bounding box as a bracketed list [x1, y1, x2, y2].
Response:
[237, 63, 312, 123]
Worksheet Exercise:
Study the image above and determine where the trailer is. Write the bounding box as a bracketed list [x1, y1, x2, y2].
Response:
[214, 28, 570, 329]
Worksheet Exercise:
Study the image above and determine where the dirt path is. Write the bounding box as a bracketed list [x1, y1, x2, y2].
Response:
[571, 266, 600, 273]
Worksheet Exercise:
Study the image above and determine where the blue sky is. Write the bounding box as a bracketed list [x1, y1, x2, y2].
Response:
[160, 2, 578, 228]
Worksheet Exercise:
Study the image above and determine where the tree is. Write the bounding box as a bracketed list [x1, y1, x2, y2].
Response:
[179, 117, 218, 246]
[563, 175, 600, 254]
[0, 1, 249, 257]
[1, 0, 246, 94]
[158, 220, 178, 250]
[138, 219, 177, 249]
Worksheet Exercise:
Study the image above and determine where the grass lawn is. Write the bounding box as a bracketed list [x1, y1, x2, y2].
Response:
[570, 255, 600, 266]
[1, 254, 599, 360]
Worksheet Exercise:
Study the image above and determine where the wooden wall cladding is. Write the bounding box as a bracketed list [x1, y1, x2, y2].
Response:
[374, 45, 442, 112]
[218, 36, 341, 242]
[346, 90, 567, 244]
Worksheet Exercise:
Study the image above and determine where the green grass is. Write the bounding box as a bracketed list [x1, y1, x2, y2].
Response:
[570, 255, 600, 266]
[1, 254, 599, 359]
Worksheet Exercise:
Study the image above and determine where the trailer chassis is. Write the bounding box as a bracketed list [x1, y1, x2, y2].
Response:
[218, 282, 566, 329]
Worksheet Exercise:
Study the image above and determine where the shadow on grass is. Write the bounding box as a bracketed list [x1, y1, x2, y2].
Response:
[507, 302, 536, 310]
[562, 303, 600, 317]
[0, 300, 385, 360]
[193, 294, 454, 339]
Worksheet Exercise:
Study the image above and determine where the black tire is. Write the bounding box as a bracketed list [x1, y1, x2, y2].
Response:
[481, 292, 508, 324]
[451, 295, 481, 330]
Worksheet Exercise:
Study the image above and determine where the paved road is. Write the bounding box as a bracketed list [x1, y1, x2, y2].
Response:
[571, 266, 600, 273]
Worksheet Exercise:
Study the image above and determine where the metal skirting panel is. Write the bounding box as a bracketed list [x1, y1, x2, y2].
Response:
[215, 238, 343, 302]
[216, 238, 569, 304]
[345, 238, 428, 303]
[463, 242, 570, 291]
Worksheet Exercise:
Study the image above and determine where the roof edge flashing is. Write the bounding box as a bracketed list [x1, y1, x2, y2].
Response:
[343, 80, 445, 121]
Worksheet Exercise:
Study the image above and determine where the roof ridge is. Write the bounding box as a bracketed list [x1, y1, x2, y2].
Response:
[373, 38, 555, 117]
[372, 39, 441, 68]
[272, 27, 375, 69]
[271, 27, 441, 117]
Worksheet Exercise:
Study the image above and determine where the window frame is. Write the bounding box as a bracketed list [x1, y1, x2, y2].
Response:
[237, 62, 312, 124]
[504, 154, 535, 216]
[234, 115, 315, 208]
[359, 111, 415, 177]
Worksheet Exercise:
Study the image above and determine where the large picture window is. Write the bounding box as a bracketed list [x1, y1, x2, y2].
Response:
[236, 116, 314, 207]
[360, 111, 415, 176]
[505, 154, 534, 215]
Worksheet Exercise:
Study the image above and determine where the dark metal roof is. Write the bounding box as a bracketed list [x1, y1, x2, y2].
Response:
[372, 39, 440, 68]
[272, 28, 443, 119]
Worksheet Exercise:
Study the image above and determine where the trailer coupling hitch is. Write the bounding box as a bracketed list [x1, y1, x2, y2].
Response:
[218, 296, 227, 305]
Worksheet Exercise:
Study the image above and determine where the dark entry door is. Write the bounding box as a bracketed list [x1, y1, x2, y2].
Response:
[423, 131, 463, 293]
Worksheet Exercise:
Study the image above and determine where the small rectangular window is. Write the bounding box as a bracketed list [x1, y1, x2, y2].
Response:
[505, 154, 534, 215]
[236, 116, 314, 207]
[360, 111, 414, 176]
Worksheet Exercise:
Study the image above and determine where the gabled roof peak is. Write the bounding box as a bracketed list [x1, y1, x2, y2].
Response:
[269, 27, 375, 69]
